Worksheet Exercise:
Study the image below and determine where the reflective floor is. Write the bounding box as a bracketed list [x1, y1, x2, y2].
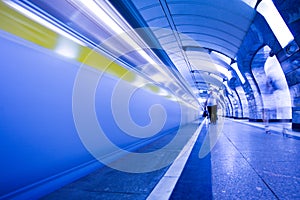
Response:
[43, 119, 300, 200]
[171, 120, 300, 200]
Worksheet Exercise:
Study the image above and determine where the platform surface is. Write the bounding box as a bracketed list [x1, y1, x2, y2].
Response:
[43, 119, 300, 200]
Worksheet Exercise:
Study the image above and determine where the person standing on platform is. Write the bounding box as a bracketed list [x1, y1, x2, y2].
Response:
[205, 90, 218, 124]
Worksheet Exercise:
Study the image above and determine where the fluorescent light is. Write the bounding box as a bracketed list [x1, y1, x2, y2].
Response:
[231, 63, 245, 84]
[4, 0, 86, 46]
[209, 73, 224, 82]
[211, 51, 231, 65]
[257, 0, 294, 48]
[215, 65, 231, 79]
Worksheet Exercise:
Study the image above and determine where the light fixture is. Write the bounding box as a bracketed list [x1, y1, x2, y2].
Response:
[231, 63, 246, 84]
[257, 0, 294, 48]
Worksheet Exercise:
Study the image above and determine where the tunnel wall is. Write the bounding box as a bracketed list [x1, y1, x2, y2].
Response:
[0, 30, 199, 199]
[273, 0, 300, 130]
[237, 13, 283, 121]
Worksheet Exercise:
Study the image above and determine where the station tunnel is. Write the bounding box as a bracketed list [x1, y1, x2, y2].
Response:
[1, 0, 300, 199]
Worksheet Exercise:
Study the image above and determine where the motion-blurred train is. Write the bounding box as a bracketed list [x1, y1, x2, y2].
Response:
[0, 0, 200, 199]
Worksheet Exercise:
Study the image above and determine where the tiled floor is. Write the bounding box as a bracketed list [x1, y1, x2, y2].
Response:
[171, 119, 300, 200]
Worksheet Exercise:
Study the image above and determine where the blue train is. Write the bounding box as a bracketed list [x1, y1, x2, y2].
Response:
[0, 1, 199, 199]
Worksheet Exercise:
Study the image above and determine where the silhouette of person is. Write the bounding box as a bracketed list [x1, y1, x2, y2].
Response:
[205, 90, 218, 124]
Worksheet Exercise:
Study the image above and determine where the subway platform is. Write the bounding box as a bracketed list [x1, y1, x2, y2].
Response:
[42, 118, 300, 200]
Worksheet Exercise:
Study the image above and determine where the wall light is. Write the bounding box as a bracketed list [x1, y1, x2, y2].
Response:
[231, 63, 246, 84]
[257, 0, 294, 48]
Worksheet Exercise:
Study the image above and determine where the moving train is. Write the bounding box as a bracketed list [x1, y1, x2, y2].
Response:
[0, 0, 199, 199]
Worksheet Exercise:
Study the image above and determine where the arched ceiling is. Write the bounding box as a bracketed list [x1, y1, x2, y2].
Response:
[133, 0, 255, 58]
[110, 0, 257, 98]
